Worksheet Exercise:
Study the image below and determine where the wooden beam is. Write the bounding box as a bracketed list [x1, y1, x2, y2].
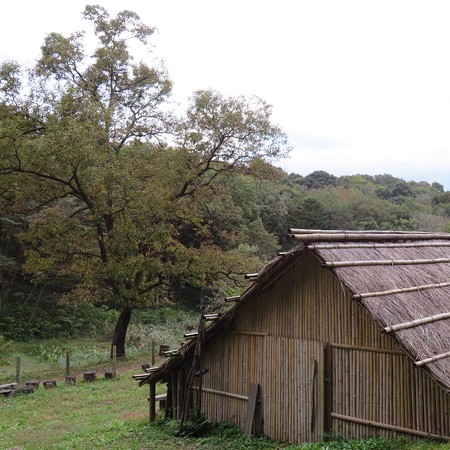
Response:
[414, 350, 450, 367]
[244, 383, 260, 436]
[384, 312, 450, 333]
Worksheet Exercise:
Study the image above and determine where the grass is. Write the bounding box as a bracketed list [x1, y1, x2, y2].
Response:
[2, 361, 449, 449]
[1, 307, 449, 449]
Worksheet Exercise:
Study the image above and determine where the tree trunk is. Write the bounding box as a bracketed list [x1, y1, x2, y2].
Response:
[111, 305, 132, 358]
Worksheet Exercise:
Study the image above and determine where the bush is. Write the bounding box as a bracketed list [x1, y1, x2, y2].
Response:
[0, 334, 12, 365]
[0, 299, 118, 341]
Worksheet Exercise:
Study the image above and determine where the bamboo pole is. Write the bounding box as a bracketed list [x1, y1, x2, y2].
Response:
[309, 241, 450, 250]
[331, 412, 450, 441]
[225, 295, 241, 302]
[204, 314, 219, 321]
[323, 257, 450, 268]
[289, 228, 432, 235]
[331, 343, 403, 355]
[354, 282, 450, 300]
[245, 273, 259, 280]
[191, 386, 249, 401]
[414, 351, 450, 366]
[384, 312, 450, 333]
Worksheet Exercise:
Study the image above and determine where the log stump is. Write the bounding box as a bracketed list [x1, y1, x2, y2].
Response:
[83, 371, 96, 382]
[104, 370, 116, 379]
[18, 385, 35, 395]
[43, 379, 57, 389]
[65, 376, 76, 385]
[25, 380, 40, 390]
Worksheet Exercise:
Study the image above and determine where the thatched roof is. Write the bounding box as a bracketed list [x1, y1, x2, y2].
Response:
[142, 230, 450, 393]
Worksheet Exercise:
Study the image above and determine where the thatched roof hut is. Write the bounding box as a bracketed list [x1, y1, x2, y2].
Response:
[139, 230, 450, 443]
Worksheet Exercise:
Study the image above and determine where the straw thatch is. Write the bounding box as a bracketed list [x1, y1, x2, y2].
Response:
[306, 233, 450, 392]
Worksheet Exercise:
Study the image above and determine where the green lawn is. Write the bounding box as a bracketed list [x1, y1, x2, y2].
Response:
[1, 341, 449, 449]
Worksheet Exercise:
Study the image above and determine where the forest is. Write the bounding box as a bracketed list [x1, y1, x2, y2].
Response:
[1, 5, 450, 354]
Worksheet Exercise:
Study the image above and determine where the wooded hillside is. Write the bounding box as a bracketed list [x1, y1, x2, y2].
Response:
[1, 5, 449, 347]
[1, 166, 448, 342]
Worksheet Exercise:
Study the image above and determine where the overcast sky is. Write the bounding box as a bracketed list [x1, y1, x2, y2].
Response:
[2, 1, 450, 189]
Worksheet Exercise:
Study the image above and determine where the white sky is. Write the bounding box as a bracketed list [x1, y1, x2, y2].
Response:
[2, 0, 450, 189]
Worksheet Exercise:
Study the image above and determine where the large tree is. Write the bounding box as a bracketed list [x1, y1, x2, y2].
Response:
[0, 5, 289, 355]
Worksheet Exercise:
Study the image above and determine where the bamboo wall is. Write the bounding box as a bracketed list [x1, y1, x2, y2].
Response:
[330, 345, 449, 439]
[199, 331, 324, 442]
[182, 251, 450, 443]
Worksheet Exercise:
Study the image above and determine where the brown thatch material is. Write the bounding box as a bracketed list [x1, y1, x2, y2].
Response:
[141, 230, 450, 393]
[308, 232, 450, 391]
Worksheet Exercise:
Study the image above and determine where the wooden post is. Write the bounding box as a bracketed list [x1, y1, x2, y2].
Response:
[149, 379, 156, 422]
[176, 370, 184, 420]
[170, 371, 177, 418]
[15, 357, 20, 384]
[166, 381, 173, 418]
[151, 341, 155, 366]
[65, 350, 70, 377]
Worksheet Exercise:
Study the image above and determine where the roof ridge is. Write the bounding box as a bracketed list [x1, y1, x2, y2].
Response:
[289, 230, 450, 242]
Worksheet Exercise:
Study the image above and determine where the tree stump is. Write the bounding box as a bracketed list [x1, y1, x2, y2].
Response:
[25, 380, 40, 390]
[65, 376, 76, 385]
[159, 344, 170, 355]
[83, 371, 96, 382]
[104, 370, 116, 379]
[18, 385, 35, 395]
[43, 379, 57, 388]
